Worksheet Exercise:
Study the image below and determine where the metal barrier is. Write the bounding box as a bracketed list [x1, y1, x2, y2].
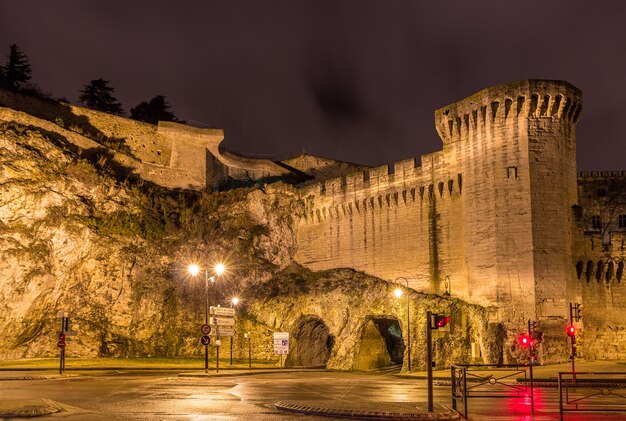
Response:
[558, 371, 626, 420]
[451, 364, 533, 419]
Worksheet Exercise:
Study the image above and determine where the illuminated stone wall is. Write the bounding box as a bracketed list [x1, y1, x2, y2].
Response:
[294, 80, 583, 363]
[574, 172, 626, 359]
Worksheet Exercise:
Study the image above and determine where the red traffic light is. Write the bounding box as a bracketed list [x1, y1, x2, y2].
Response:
[566, 325, 576, 337]
[432, 315, 450, 329]
[518, 333, 532, 348]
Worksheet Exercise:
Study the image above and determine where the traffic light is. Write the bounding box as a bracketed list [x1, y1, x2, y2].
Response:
[574, 303, 582, 322]
[431, 314, 450, 330]
[530, 320, 543, 342]
[566, 325, 576, 337]
[518, 333, 532, 348]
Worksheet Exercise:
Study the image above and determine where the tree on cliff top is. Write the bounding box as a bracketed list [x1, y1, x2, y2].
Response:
[0, 44, 32, 90]
[130, 95, 181, 125]
[78, 78, 125, 115]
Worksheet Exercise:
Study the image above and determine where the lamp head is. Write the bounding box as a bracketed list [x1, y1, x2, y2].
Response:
[215, 263, 225, 276]
[394, 288, 403, 298]
[188, 264, 200, 277]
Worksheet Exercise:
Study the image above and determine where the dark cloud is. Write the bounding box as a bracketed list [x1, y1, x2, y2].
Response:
[310, 61, 363, 127]
[1, 1, 625, 169]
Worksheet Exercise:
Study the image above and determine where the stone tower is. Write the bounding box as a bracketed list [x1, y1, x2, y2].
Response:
[434, 80, 582, 362]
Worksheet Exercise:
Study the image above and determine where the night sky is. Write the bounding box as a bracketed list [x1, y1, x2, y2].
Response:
[1, 1, 625, 170]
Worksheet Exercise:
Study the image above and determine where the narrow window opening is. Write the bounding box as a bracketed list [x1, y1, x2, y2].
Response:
[585, 260, 594, 283]
[606, 261, 615, 283]
[592, 215, 602, 230]
[596, 261, 604, 282]
[575, 261, 583, 280]
[507, 166, 518, 179]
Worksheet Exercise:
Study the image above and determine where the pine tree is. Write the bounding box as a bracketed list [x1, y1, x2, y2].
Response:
[130, 95, 180, 124]
[78, 79, 124, 115]
[0, 44, 32, 90]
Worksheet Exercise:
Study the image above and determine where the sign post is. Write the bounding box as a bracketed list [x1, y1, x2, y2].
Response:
[57, 310, 69, 374]
[273, 332, 289, 368]
[209, 306, 236, 373]
[245, 332, 252, 369]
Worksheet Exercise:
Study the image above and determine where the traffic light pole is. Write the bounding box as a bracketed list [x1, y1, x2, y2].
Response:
[426, 310, 433, 412]
[527, 320, 534, 415]
[569, 303, 576, 381]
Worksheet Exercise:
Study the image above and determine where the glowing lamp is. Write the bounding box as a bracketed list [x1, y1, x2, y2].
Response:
[518, 333, 531, 348]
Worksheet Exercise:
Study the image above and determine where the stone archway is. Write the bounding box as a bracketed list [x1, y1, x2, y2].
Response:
[286, 316, 334, 367]
[353, 317, 405, 370]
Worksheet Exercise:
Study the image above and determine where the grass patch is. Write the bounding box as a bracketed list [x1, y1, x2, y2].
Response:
[0, 357, 279, 369]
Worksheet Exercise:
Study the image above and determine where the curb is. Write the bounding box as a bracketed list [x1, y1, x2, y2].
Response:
[0, 399, 62, 418]
[274, 401, 460, 420]
[0, 374, 80, 381]
[178, 368, 330, 378]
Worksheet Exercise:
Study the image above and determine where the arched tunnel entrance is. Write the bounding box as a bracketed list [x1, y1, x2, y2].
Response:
[353, 317, 405, 370]
[286, 317, 334, 368]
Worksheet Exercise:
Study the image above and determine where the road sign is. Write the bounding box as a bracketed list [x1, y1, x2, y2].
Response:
[209, 327, 236, 337]
[201, 324, 211, 335]
[200, 335, 211, 346]
[209, 306, 236, 317]
[273, 332, 289, 355]
[57, 340, 66, 348]
[210, 316, 236, 326]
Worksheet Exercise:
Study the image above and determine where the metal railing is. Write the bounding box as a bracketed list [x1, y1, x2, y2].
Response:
[451, 364, 533, 419]
[558, 371, 626, 420]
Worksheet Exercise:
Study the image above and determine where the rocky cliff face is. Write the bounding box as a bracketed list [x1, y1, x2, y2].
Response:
[0, 120, 503, 369]
[0, 121, 299, 359]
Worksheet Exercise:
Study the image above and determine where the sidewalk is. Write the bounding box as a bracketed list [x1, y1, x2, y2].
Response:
[396, 359, 626, 384]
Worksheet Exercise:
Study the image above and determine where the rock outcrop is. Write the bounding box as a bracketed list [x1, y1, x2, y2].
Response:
[0, 121, 298, 358]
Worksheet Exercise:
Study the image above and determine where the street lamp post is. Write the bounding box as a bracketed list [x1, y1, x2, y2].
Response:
[393, 277, 411, 371]
[189, 263, 225, 373]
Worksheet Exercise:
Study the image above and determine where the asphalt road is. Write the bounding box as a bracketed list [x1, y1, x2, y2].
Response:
[2, 370, 626, 420]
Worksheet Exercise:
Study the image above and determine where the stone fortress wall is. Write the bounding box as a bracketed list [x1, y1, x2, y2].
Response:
[294, 81, 582, 363]
[0, 89, 297, 190]
[291, 80, 590, 362]
[3, 80, 626, 361]
[574, 171, 626, 359]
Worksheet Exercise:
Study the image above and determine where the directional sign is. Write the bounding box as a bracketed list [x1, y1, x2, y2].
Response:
[200, 335, 211, 346]
[273, 332, 289, 355]
[210, 316, 236, 326]
[57, 340, 66, 348]
[209, 327, 236, 337]
[201, 324, 211, 335]
[209, 306, 236, 317]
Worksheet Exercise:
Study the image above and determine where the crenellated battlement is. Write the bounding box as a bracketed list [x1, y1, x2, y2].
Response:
[295, 149, 464, 226]
[435, 80, 582, 144]
[578, 170, 626, 180]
